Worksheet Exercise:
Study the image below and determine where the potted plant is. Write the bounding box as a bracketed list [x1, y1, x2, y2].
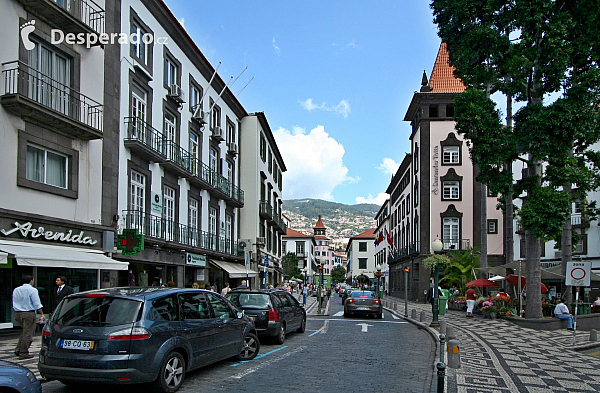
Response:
[480, 300, 499, 319]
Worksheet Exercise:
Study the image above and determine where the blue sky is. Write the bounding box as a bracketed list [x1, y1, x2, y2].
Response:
[165, 0, 441, 206]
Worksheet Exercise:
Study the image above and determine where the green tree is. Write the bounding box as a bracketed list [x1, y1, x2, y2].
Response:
[331, 265, 347, 283]
[431, 0, 600, 318]
[440, 248, 481, 295]
[281, 252, 302, 279]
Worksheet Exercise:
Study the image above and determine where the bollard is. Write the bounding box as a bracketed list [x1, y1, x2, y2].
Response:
[436, 361, 446, 393]
[439, 334, 446, 364]
[591, 329, 598, 342]
[440, 320, 447, 335]
[420, 311, 426, 322]
[446, 326, 456, 341]
[447, 338, 461, 369]
[411, 309, 417, 319]
[393, 303, 398, 311]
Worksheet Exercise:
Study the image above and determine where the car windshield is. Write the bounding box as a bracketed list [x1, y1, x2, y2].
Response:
[351, 291, 374, 298]
[226, 293, 271, 309]
[52, 296, 142, 327]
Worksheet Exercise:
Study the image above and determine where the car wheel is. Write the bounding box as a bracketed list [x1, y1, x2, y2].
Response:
[155, 351, 185, 393]
[274, 323, 286, 344]
[297, 316, 306, 333]
[343, 311, 349, 317]
[377, 312, 383, 319]
[236, 332, 260, 361]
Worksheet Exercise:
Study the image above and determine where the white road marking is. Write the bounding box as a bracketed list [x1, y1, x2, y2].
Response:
[230, 346, 307, 379]
[356, 323, 373, 332]
[391, 314, 400, 319]
[333, 311, 344, 317]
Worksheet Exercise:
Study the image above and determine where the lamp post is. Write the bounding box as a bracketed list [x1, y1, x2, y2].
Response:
[430, 236, 444, 328]
[375, 263, 382, 298]
[403, 266, 409, 317]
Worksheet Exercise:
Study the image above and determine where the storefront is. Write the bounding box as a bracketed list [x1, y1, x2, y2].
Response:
[0, 218, 128, 330]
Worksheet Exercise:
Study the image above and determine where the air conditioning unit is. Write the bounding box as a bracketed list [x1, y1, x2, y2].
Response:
[192, 108, 206, 124]
[228, 142, 238, 155]
[212, 126, 224, 141]
[168, 84, 185, 103]
[255, 236, 266, 246]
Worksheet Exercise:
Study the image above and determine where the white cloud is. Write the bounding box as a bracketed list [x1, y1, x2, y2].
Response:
[378, 158, 400, 176]
[273, 125, 356, 200]
[355, 193, 389, 206]
[272, 38, 280, 57]
[332, 40, 362, 52]
[299, 98, 351, 118]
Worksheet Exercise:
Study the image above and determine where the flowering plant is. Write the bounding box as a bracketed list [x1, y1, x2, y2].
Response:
[480, 300, 498, 313]
[499, 306, 518, 316]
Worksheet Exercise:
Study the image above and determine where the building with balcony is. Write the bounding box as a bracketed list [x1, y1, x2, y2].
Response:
[114, 0, 250, 291]
[313, 216, 334, 284]
[374, 200, 390, 294]
[282, 228, 316, 283]
[0, 0, 126, 329]
[386, 42, 504, 302]
[239, 112, 287, 288]
[346, 228, 376, 287]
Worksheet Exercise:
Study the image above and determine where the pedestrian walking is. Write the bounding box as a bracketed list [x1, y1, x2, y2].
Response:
[221, 283, 231, 297]
[52, 275, 74, 312]
[12, 274, 44, 359]
[234, 280, 249, 290]
[466, 286, 477, 318]
[302, 284, 308, 306]
[554, 298, 574, 330]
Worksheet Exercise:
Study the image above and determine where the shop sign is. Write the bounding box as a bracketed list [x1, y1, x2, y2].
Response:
[151, 192, 163, 214]
[1, 221, 98, 245]
[196, 270, 205, 281]
[187, 253, 206, 267]
[116, 229, 144, 256]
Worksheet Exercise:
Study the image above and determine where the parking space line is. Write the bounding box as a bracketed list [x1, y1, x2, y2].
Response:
[230, 346, 307, 379]
[230, 346, 288, 367]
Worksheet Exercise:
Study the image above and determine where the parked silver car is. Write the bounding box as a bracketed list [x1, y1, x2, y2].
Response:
[39, 287, 259, 392]
[343, 290, 382, 318]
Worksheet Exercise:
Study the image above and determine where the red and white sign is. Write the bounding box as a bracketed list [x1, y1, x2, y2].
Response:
[565, 261, 591, 287]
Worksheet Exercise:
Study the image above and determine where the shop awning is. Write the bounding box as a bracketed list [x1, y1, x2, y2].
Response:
[209, 260, 258, 278]
[0, 240, 129, 270]
[0, 251, 7, 265]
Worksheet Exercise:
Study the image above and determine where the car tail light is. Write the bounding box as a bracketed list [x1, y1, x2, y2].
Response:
[42, 323, 52, 337]
[268, 308, 279, 321]
[86, 294, 106, 298]
[372, 299, 380, 304]
[108, 327, 150, 340]
[347, 299, 354, 303]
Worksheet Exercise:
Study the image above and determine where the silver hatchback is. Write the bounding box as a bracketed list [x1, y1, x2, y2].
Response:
[343, 290, 382, 318]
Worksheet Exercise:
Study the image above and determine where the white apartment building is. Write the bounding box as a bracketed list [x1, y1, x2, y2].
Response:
[239, 112, 287, 288]
[282, 227, 316, 283]
[346, 228, 376, 286]
[374, 200, 390, 294]
[114, 0, 250, 291]
[0, 0, 127, 329]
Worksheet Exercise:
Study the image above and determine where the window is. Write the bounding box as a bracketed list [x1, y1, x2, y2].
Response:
[164, 57, 177, 88]
[210, 99, 221, 130]
[268, 149, 273, 174]
[359, 242, 367, 252]
[164, 112, 176, 158]
[260, 133, 266, 162]
[226, 119, 235, 144]
[207, 293, 233, 319]
[359, 258, 367, 269]
[189, 81, 202, 114]
[227, 161, 233, 181]
[163, 185, 175, 241]
[131, 21, 148, 65]
[179, 292, 210, 320]
[413, 144, 419, 173]
[188, 198, 199, 246]
[414, 181, 419, 206]
[282, 241, 286, 254]
[151, 296, 178, 321]
[189, 131, 200, 175]
[226, 214, 232, 240]
[443, 146, 460, 164]
[209, 148, 218, 173]
[26, 144, 68, 189]
[443, 181, 460, 200]
[130, 170, 145, 212]
[443, 217, 459, 250]
[28, 41, 70, 115]
[429, 105, 438, 118]
[315, 251, 320, 256]
[296, 242, 305, 254]
[487, 219, 498, 234]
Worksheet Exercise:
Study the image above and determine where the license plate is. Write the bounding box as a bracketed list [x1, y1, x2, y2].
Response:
[61, 339, 94, 350]
[357, 307, 369, 310]
[249, 316, 255, 321]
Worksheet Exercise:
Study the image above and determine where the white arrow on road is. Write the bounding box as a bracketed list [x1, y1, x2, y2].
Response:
[356, 323, 373, 332]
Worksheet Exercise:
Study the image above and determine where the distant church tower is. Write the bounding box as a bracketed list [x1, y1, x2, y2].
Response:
[313, 215, 326, 237]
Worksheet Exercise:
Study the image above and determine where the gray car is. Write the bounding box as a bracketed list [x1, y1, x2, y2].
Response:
[0, 360, 42, 393]
[343, 290, 382, 318]
[38, 287, 259, 392]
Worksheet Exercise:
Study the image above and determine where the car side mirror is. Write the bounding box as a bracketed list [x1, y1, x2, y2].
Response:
[237, 310, 245, 319]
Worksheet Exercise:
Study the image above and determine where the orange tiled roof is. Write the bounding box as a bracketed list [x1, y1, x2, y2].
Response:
[352, 228, 376, 239]
[284, 228, 312, 238]
[428, 42, 466, 93]
[314, 215, 326, 229]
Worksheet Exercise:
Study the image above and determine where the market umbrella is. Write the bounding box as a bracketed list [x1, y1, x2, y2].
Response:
[505, 275, 548, 293]
[465, 278, 497, 287]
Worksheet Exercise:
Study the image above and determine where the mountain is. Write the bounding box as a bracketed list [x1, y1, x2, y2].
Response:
[282, 199, 381, 250]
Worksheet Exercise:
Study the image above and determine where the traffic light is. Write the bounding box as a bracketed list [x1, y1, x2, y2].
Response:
[317, 265, 323, 271]
[403, 266, 409, 273]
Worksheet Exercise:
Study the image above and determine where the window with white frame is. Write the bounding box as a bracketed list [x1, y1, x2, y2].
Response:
[189, 82, 202, 114]
[188, 197, 199, 245]
[443, 181, 460, 199]
[163, 186, 175, 241]
[26, 144, 68, 189]
[210, 100, 221, 130]
[227, 161, 233, 181]
[189, 131, 200, 175]
[164, 57, 177, 88]
[226, 119, 235, 144]
[443, 217, 460, 250]
[209, 207, 217, 250]
[130, 170, 145, 212]
[164, 112, 176, 158]
[226, 214, 232, 240]
[209, 148, 218, 172]
[131, 21, 148, 65]
[28, 42, 70, 115]
[443, 146, 460, 164]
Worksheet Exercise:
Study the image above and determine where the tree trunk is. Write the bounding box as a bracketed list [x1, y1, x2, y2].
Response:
[561, 170, 573, 306]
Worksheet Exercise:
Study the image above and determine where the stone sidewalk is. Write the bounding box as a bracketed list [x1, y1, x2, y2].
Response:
[383, 296, 600, 392]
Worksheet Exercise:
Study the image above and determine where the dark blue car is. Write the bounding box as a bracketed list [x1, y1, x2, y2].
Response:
[0, 360, 42, 393]
[38, 287, 259, 392]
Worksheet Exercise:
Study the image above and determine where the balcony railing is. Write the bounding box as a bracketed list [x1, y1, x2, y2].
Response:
[441, 239, 470, 251]
[124, 117, 166, 161]
[16, 0, 105, 35]
[388, 241, 420, 263]
[2, 61, 103, 139]
[122, 210, 238, 255]
[259, 201, 286, 233]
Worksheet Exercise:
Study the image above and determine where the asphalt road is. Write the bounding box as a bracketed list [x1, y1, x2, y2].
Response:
[42, 298, 436, 393]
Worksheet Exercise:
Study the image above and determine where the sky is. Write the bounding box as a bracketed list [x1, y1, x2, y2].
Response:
[165, 0, 442, 206]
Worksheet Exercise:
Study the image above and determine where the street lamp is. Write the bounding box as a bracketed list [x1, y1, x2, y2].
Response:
[375, 263, 382, 298]
[430, 236, 444, 328]
[403, 266, 409, 317]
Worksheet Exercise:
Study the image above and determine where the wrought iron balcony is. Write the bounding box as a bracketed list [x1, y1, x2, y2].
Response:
[16, 0, 105, 36]
[260, 201, 273, 220]
[124, 117, 166, 162]
[188, 158, 215, 190]
[258, 201, 286, 233]
[122, 210, 238, 256]
[163, 140, 193, 177]
[441, 239, 470, 251]
[2, 61, 103, 139]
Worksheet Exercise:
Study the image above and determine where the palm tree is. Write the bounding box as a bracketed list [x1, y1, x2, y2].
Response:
[440, 247, 480, 294]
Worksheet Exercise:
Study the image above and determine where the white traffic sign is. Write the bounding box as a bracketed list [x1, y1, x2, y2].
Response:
[566, 261, 591, 287]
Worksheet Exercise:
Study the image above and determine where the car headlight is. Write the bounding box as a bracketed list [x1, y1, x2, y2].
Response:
[26, 370, 37, 384]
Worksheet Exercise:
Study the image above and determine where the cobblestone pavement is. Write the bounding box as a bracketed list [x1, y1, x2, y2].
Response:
[383, 296, 600, 393]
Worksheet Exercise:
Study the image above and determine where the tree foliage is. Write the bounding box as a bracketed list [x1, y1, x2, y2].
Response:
[431, 0, 600, 318]
[440, 248, 481, 294]
[331, 265, 347, 283]
[281, 252, 302, 279]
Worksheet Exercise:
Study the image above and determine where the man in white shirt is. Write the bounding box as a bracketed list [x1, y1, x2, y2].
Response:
[554, 298, 574, 330]
[12, 275, 44, 359]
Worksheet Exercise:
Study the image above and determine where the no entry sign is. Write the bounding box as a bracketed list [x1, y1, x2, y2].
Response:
[565, 261, 591, 287]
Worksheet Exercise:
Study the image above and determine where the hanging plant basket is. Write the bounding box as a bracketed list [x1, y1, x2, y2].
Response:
[422, 254, 451, 271]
